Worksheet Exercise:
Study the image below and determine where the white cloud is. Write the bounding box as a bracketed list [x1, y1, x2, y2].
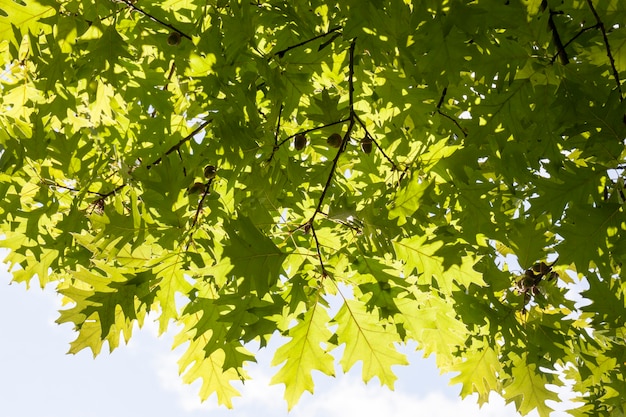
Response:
[291, 377, 530, 417]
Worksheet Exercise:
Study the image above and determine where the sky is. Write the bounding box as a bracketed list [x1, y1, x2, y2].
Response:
[0, 255, 578, 417]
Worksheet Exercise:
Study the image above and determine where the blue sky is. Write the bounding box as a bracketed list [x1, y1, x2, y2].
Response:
[0, 257, 577, 417]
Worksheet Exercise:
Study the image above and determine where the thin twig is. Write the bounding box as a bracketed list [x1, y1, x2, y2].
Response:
[585, 0, 623, 100]
[94, 183, 127, 203]
[146, 119, 212, 169]
[273, 26, 342, 58]
[42, 179, 109, 197]
[348, 39, 356, 116]
[266, 105, 283, 163]
[355, 116, 400, 170]
[312, 120, 356, 225]
[310, 225, 327, 277]
[436, 87, 468, 138]
[436, 87, 448, 109]
[542, 1, 569, 65]
[274, 104, 283, 147]
[307, 39, 358, 225]
[185, 179, 214, 250]
[293, 39, 358, 277]
[277, 118, 351, 148]
[267, 117, 351, 163]
[163, 61, 177, 91]
[551, 23, 600, 64]
[117, 0, 192, 40]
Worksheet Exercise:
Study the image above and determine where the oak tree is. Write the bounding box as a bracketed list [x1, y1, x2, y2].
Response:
[1, 0, 626, 415]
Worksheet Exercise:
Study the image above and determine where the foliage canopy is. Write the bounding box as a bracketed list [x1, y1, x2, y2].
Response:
[1, 0, 626, 415]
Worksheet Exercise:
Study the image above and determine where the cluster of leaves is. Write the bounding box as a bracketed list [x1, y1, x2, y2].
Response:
[1, 0, 626, 415]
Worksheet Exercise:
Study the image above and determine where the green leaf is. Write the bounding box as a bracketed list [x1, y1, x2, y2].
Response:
[393, 235, 485, 294]
[3, 0, 626, 413]
[449, 343, 502, 404]
[503, 354, 559, 417]
[333, 298, 407, 388]
[177, 337, 243, 409]
[222, 215, 287, 296]
[154, 253, 193, 333]
[0, 0, 55, 40]
[388, 174, 434, 226]
[396, 295, 467, 369]
[270, 302, 335, 409]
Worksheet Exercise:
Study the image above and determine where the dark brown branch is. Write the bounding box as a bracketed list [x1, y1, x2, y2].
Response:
[267, 117, 351, 163]
[277, 118, 351, 148]
[293, 39, 358, 278]
[552, 24, 600, 64]
[436, 87, 448, 109]
[273, 104, 283, 147]
[541, 1, 569, 65]
[395, 165, 412, 188]
[185, 179, 214, 250]
[348, 39, 356, 116]
[146, 120, 212, 169]
[310, 225, 327, 277]
[307, 39, 357, 226]
[42, 179, 109, 197]
[117, 0, 192, 40]
[94, 183, 127, 203]
[266, 105, 283, 163]
[436, 88, 468, 138]
[310, 119, 356, 226]
[273, 26, 342, 58]
[163, 62, 176, 91]
[585, 0, 623, 101]
[92, 119, 210, 203]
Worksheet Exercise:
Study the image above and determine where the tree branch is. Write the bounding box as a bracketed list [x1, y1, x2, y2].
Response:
[88, 119, 210, 206]
[436, 87, 468, 138]
[310, 225, 327, 277]
[585, 0, 623, 101]
[117, 0, 192, 40]
[308, 39, 357, 224]
[278, 118, 351, 148]
[42, 178, 109, 197]
[266, 105, 283, 163]
[551, 23, 600, 64]
[541, 1, 569, 65]
[266, 117, 351, 163]
[146, 119, 212, 169]
[355, 115, 400, 171]
[185, 179, 215, 250]
[272, 26, 342, 58]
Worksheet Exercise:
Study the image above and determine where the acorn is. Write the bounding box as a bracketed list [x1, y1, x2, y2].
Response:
[187, 182, 205, 194]
[360, 137, 373, 154]
[204, 165, 217, 179]
[167, 32, 182, 46]
[326, 133, 342, 148]
[294, 133, 307, 150]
